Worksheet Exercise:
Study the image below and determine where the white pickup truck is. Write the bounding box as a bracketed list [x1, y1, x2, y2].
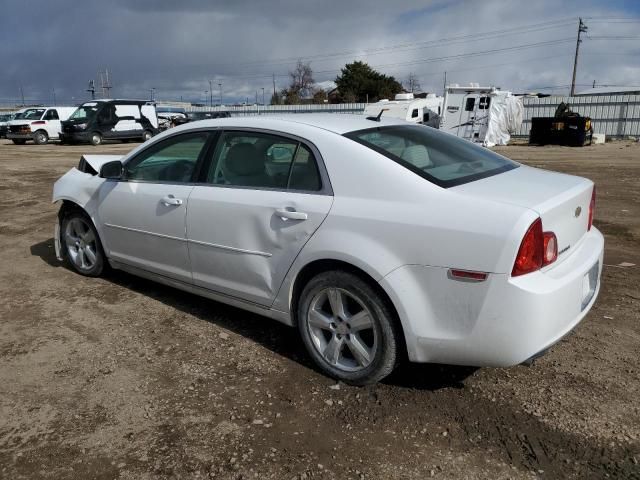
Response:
[7, 106, 76, 145]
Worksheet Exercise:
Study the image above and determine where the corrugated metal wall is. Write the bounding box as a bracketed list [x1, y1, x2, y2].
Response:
[186, 103, 367, 115]
[517, 94, 640, 138]
[186, 94, 640, 138]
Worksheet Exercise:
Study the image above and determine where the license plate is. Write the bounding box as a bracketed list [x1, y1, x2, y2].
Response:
[581, 262, 599, 311]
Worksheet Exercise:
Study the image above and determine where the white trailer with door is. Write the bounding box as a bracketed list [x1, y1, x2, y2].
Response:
[364, 93, 443, 127]
[439, 85, 523, 146]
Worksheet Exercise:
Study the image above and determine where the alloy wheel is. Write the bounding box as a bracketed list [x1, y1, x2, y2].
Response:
[64, 217, 98, 271]
[306, 287, 378, 372]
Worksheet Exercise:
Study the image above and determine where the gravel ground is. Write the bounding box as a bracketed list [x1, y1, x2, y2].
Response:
[0, 138, 638, 479]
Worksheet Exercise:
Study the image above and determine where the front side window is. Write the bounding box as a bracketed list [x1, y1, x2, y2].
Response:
[465, 98, 476, 111]
[125, 133, 208, 183]
[345, 125, 518, 188]
[411, 108, 419, 118]
[44, 110, 59, 120]
[207, 131, 321, 191]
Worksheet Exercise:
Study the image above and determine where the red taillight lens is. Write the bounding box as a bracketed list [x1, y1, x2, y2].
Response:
[588, 186, 596, 231]
[542, 232, 557, 266]
[31, 121, 45, 125]
[512, 218, 543, 276]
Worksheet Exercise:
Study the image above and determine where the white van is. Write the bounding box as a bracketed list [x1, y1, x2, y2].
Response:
[364, 93, 444, 127]
[7, 106, 76, 145]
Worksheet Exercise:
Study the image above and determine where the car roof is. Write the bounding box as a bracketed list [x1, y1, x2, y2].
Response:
[180, 113, 408, 135]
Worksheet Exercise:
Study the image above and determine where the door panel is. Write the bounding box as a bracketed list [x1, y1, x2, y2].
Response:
[187, 187, 332, 305]
[97, 182, 194, 282]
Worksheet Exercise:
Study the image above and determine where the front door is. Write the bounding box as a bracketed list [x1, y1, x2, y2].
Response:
[97, 131, 211, 283]
[186, 130, 333, 306]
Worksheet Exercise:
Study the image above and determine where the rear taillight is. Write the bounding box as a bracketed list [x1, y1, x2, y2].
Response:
[512, 218, 558, 276]
[31, 121, 45, 125]
[588, 186, 596, 231]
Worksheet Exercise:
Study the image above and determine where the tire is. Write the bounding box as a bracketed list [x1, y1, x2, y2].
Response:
[33, 130, 49, 145]
[90, 132, 102, 146]
[60, 210, 106, 277]
[142, 130, 153, 142]
[297, 270, 400, 385]
[12, 139, 26, 145]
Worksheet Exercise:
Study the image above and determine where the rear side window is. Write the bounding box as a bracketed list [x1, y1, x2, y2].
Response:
[345, 125, 518, 188]
[206, 131, 322, 191]
[465, 98, 475, 111]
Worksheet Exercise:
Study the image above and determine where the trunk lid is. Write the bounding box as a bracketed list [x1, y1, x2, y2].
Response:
[453, 165, 594, 265]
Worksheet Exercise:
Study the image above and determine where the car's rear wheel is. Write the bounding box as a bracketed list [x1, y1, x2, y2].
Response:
[90, 132, 102, 146]
[12, 139, 26, 145]
[60, 211, 105, 277]
[34, 130, 49, 145]
[142, 130, 153, 142]
[298, 271, 400, 385]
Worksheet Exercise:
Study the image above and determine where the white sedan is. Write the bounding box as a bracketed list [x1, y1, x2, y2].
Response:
[52, 115, 603, 385]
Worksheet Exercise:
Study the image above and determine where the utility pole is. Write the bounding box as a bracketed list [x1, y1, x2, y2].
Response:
[218, 83, 222, 106]
[87, 80, 96, 100]
[262, 87, 265, 106]
[208, 80, 213, 107]
[272, 73, 276, 98]
[570, 18, 588, 97]
[52, 87, 56, 105]
[443, 71, 447, 95]
[149, 88, 155, 102]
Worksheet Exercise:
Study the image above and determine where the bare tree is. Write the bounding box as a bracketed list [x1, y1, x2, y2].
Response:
[288, 60, 315, 98]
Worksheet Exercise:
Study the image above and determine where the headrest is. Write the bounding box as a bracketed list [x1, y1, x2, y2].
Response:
[225, 143, 264, 176]
[401, 144, 432, 168]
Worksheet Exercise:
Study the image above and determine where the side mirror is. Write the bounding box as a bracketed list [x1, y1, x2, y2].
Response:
[99, 160, 123, 180]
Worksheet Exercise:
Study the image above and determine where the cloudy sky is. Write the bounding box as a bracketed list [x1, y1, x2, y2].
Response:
[0, 0, 638, 105]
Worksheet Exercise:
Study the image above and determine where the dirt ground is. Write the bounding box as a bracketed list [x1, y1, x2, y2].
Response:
[0, 137, 638, 480]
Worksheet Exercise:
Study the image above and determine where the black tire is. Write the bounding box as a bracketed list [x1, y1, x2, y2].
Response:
[12, 139, 26, 145]
[33, 130, 49, 145]
[297, 270, 400, 385]
[60, 209, 106, 277]
[142, 130, 153, 142]
[90, 132, 102, 146]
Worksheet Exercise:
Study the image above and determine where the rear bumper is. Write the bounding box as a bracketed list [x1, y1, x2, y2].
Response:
[380, 227, 604, 366]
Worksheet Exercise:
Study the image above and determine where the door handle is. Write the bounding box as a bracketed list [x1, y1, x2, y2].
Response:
[161, 195, 183, 206]
[276, 208, 307, 221]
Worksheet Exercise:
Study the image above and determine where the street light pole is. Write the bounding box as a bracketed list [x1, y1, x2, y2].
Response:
[218, 83, 222, 106]
[208, 80, 213, 107]
[262, 87, 265, 106]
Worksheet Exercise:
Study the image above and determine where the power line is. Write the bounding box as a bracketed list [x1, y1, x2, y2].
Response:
[214, 18, 576, 70]
[215, 37, 576, 81]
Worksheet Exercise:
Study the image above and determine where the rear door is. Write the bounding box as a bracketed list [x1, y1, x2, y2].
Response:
[97, 131, 213, 282]
[186, 130, 333, 306]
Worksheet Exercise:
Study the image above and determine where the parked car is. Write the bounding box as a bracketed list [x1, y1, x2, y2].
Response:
[52, 115, 603, 385]
[0, 112, 15, 138]
[6, 106, 75, 144]
[60, 100, 159, 146]
[171, 111, 231, 127]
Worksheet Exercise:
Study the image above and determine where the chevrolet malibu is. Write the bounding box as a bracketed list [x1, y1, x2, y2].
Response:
[52, 115, 603, 385]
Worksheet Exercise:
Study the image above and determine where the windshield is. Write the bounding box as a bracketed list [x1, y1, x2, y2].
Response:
[70, 105, 99, 120]
[21, 109, 46, 120]
[345, 125, 518, 188]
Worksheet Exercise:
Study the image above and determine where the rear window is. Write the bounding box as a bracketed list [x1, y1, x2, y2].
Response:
[345, 125, 518, 188]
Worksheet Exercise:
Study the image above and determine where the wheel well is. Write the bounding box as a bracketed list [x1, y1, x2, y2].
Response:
[57, 199, 84, 220]
[290, 259, 408, 360]
[34, 129, 48, 136]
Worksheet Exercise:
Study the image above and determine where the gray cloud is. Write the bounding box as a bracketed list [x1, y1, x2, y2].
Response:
[0, 0, 637, 105]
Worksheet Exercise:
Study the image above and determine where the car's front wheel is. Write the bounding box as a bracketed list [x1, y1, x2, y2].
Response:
[298, 271, 400, 385]
[142, 130, 153, 142]
[33, 130, 49, 145]
[60, 211, 106, 277]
